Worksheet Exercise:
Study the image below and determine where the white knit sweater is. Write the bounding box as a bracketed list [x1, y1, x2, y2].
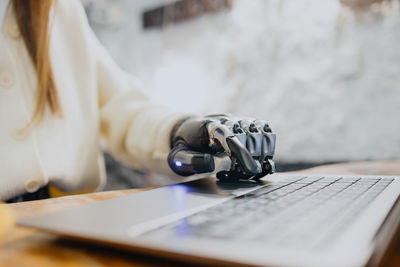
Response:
[0, 0, 186, 200]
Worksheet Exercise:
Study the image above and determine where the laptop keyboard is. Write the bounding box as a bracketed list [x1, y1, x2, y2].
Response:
[142, 176, 394, 248]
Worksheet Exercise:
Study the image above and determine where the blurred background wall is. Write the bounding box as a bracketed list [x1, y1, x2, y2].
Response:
[80, 0, 400, 188]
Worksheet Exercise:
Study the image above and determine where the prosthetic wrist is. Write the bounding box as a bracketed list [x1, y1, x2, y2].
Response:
[168, 114, 276, 181]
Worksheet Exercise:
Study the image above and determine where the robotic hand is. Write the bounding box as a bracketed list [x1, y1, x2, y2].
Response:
[168, 114, 276, 182]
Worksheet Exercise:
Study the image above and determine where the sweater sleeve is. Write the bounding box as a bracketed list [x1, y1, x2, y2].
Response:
[68, 0, 188, 174]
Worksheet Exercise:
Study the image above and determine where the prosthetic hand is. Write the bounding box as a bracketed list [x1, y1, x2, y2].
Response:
[168, 114, 276, 182]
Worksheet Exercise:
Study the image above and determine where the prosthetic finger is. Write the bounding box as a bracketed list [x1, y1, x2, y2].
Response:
[239, 119, 263, 158]
[254, 120, 275, 159]
[168, 142, 215, 176]
[254, 120, 276, 178]
[226, 136, 260, 175]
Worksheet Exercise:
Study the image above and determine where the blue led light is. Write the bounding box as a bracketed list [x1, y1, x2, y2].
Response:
[175, 161, 182, 167]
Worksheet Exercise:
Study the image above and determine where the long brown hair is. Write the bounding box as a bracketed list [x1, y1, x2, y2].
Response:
[13, 0, 62, 130]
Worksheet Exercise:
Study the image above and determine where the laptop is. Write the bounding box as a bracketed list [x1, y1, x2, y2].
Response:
[18, 173, 400, 266]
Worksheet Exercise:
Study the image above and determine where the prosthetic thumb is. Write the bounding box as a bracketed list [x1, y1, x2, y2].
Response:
[168, 142, 215, 176]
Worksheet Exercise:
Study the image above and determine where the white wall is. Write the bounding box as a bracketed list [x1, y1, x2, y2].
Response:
[83, 0, 400, 163]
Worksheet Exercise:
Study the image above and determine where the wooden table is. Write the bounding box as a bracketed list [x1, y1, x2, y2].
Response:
[1, 161, 400, 267]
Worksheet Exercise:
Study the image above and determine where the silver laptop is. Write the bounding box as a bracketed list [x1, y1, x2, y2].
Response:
[18, 173, 400, 266]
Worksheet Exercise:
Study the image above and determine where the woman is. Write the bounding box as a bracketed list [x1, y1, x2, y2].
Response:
[0, 0, 274, 202]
